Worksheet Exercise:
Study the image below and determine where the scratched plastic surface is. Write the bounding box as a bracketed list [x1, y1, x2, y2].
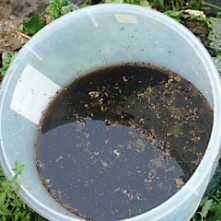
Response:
[0, 4, 221, 221]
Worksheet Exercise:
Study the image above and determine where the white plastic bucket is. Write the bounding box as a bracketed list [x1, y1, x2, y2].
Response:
[0, 4, 221, 221]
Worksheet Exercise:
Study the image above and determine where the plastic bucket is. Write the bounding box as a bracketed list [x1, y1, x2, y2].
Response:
[0, 4, 221, 221]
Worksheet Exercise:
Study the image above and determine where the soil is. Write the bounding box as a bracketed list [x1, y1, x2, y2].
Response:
[0, 0, 49, 20]
[0, 0, 84, 54]
[0, 0, 50, 53]
[36, 63, 213, 221]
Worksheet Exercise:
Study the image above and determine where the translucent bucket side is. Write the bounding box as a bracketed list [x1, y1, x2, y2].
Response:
[0, 4, 221, 221]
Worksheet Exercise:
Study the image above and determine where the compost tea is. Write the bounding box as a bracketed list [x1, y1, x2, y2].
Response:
[36, 63, 213, 221]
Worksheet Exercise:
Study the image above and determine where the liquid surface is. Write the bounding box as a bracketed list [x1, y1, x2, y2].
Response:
[36, 64, 213, 221]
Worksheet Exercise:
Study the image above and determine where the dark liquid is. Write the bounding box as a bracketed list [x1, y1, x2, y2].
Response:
[36, 64, 213, 221]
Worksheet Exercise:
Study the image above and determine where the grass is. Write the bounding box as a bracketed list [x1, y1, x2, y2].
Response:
[148, 0, 203, 10]
[0, 0, 221, 220]
[0, 162, 46, 221]
[0, 51, 17, 76]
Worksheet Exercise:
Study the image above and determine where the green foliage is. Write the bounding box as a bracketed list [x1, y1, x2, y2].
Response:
[213, 57, 221, 74]
[185, 9, 207, 23]
[192, 196, 221, 221]
[208, 18, 221, 56]
[188, 0, 202, 10]
[164, 10, 184, 21]
[23, 15, 45, 35]
[0, 51, 17, 76]
[139, 0, 151, 7]
[0, 162, 46, 221]
[192, 159, 221, 221]
[105, 0, 151, 7]
[22, 0, 78, 36]
[148, 0, 203, 11]
[46, 0, 78, 20]
[150, 0, 164, 8]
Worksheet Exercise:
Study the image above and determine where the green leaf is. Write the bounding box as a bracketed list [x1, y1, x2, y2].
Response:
[23, 15, 45, 35]
[0, 51, 17, 76]
[13, 161, 24, 176]
[61, 4, 78, 16]
[0, 163, 47, 220]
[46, 2, 60, 19]
[46, 0, 78, 20]
[139, 0, 151, 7]
[105, 0, 124, 3]
[153, 0, 164, 8]
[164, 10, 184, 21]
[201, 199, 213, 217]
[209, 18, 221, 55]
[189, 0, 202, 10]
[208, 205, 221, 221]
